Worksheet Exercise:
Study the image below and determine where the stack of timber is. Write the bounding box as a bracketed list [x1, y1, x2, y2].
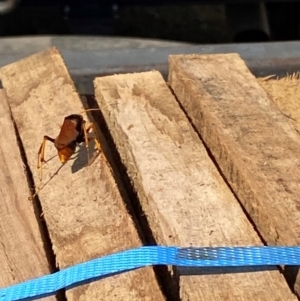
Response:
[0, 47, 299, 300]
[0, 48, 164, 301]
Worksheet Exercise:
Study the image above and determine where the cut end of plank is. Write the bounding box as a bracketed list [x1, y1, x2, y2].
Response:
[169, 53, 255, 84]
[0, 47, 79, 108]
[169, 53, 246, 75]
[95, 70, 187, 126]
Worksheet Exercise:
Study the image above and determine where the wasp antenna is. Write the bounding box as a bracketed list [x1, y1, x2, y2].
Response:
[80, 108, 101, 114]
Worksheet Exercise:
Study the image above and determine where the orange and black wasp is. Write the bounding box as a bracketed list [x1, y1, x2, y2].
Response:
[37, 112, 101, 181]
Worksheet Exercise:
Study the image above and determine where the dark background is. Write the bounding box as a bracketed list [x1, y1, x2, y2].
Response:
[0, 0, 299, 43]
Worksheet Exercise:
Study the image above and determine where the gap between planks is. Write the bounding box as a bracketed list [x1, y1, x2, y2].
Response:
[0, 47, 165, 301]
[94, 70, 297, 301]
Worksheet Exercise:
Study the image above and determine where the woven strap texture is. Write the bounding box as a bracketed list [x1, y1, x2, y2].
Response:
[1, 245, 300, 301]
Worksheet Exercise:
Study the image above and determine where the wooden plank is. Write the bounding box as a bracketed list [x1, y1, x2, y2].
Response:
[0, 48, 165, 301]
[94, 70, 296, 301]
[0, 89, 55, 300]
[169, 53, 300, 294]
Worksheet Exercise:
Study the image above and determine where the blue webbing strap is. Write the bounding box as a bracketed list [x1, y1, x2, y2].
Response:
[1, 245, 300, 301]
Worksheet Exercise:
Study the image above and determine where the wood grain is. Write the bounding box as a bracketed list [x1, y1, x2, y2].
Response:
[169, 53, 300, 294]
[0, 89, 55, 300]
[0, 48, 165, 301]
[94, 70, 296, 301]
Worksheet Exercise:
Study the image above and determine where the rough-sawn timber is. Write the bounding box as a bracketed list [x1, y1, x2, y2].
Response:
[0, 48, 165, 301]
[169, 53, 300, 294]
[0, 89, 55, 300]
[94, 70, 296, 301]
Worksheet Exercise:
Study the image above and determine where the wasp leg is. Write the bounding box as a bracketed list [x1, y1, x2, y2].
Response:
[85, 123, 102, 153]
[37, 136, 55, 181]
[83, 122, 104, 166]
[82, 120, 91, 165]
[84, 123, 114, 174]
